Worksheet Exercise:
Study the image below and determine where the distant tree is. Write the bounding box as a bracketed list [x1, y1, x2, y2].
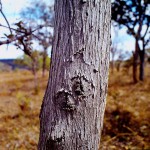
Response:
[15, 50, 50, 93]
[0, 0, 51, 75]
[111, 26, 119, 73]
[110, 47, 116, 73]
[20, 1, 54, 77]
[38, 0, 111, 149]
[112, 0, 150, 82]
[0, 16, 43, 58]
[0, 0, 52, 93]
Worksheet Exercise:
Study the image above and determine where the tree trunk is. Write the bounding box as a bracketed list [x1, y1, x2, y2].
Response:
[116, 61, 121, 72]
[42, 48, 47, 77]
[32, 58, 39, 94]
[38, 1, 111, 149]
[133, 39, 139, 83]
[139, 49, 145, 81]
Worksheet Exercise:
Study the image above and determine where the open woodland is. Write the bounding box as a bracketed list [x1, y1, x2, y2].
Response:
[0, 65, 149, 150]
[0, 0, 149, 149]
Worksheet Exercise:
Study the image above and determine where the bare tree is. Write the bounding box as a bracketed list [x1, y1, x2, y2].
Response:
[112, 0, 150, 83]
[38, 0, 111, 149]
[20, 1, 54, 77]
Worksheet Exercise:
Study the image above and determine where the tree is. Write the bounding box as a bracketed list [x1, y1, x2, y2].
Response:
[110, 46, 117, 73]
[20, 1, 54, 77]
[15, 51, 40, 93]
[38, 0, 111, 149]
[15, 51, 50, 93]
[110, 26, 119, 74]
[112, 0, 150, 82]
[0, 0, 52, 77]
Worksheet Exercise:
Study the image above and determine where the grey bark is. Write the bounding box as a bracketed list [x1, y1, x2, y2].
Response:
[38, 0, 111, 150]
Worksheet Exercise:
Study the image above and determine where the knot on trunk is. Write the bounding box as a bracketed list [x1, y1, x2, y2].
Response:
[55, 89, 76, 112]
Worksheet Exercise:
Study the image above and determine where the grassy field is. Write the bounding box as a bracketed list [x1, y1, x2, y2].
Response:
[0, 67, 149, 150]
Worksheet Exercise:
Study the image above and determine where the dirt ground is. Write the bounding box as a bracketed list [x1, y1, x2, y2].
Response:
[0, 67, 149, 150]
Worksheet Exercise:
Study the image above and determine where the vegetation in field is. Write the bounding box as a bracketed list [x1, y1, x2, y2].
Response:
[0, 0, 149, 149]
[0, 67, 149, 149]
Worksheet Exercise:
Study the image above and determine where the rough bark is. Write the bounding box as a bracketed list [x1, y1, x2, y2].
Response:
[38, 0, 111, 149]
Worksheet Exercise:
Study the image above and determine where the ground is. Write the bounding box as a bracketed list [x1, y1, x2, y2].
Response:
[0, 67, 149, 150]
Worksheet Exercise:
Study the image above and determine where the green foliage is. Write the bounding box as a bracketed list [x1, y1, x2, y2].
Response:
[15, 55, 33, 69]
[15, 51, 50, 71]
[38, 54, 50, 71]
[45, 55, 50, 70]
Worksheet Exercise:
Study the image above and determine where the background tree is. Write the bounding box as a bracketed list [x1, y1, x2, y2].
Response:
[15, 50, 50, 93]
[0, 0, 53, 77]
[38, 0, 111, 149]
[15, 51, 39, 93]
[110, 26, 119, 73]
[20, 1, 54, 77]
[112, 0, 150, 82]
[111, 45, 117, 73]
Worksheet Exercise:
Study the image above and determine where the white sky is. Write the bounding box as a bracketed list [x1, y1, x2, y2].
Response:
[0, 0, 135, 59]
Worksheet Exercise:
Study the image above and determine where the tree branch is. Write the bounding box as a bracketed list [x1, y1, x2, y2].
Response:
[142, 23, 149, 39]
[0, 1, 12, 34]
[0, 34, 28, 45]
[0, 23, 26, 34]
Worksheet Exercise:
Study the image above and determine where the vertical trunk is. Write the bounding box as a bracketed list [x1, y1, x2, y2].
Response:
[133, 39, 139, 83]
[139, 49, 145, 81]
[38, 1, 111, 149]
[42, 49, 47, 77]
[32, 59, 38, 93]
[116, 61, 121, 72]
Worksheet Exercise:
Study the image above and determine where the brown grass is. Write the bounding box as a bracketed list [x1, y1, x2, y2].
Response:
[0, 67, 149, 150]
[100, 66, 150, 150]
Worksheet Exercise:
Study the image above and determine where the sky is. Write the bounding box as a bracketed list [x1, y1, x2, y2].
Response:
[0, 0, 135, 59]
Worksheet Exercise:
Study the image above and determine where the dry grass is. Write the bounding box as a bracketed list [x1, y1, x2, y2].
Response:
[100, 66, 150, 150]
[0, 67, 149, 150]
[0, 70, 48, 150]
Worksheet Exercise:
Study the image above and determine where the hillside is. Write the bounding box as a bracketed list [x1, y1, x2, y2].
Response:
[0, 68, 149, 149]
[0, 59, 28, 70]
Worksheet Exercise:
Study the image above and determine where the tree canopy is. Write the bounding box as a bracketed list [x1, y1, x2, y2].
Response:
[112, 0, 150, 46]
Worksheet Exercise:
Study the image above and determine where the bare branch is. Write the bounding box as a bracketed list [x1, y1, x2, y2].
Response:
[0, 24, 26, 34]
[0, 24, 45, 45]
[0, 34, 27, 45]
[0, 1, 12, 34]
[142, 24, 149, 39]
